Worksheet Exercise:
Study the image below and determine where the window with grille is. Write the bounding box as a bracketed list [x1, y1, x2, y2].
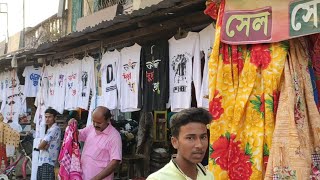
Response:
[94, 0, 130, 12]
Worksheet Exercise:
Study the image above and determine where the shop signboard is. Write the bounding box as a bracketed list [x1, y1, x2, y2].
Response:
[221, 0, 320, 44]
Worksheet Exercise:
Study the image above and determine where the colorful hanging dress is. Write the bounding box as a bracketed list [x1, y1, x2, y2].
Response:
[208, 1, 288, 179]
[58, 121, 82, 180]
[265, 38, 320, 180]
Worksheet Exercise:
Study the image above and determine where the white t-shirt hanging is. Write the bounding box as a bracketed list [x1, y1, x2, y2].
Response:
[1, 85, 26, 125]
[199, 24, 215, 109]
[22, 66, 41, 97]
[0, 71, 15, 103]
[78, 56, 95, 110]
[0, 72, 8, 102]
[8, 70, 20, 88]
[53, 64, 67, 114]
[34, 69, 48, 139]
[119, 43, 141, 112]
[101, 50, 120, 110]
[44, 65, 56, 109]
[168, 32, 201, 112]
[1, 70, 25, 124]
[65, 59, 81, 110]
[86, 95, 104, 126]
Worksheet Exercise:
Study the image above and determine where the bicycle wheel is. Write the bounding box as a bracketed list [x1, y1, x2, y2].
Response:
[0, 174, 8, 180]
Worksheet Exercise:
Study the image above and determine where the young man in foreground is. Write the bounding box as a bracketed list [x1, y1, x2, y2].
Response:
[147, 108, 214, 180]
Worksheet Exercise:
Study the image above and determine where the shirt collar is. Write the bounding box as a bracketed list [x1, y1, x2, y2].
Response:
[101, 123, 112, 135]
[48, 123, 57, 130]
[170, 157, 207, 179]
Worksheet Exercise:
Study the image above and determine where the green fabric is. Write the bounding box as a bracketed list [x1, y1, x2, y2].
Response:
[72, 0, 83, 32]
[94, 0, 99, 12]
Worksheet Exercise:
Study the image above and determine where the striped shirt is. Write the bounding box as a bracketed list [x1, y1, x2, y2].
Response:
[79, 124, 122, 180]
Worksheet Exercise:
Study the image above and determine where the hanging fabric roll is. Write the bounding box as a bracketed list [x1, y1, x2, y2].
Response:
[0, 114, 8, 170]
[58, 121, 82, 180]
[265, 38, 320, 180]
[208, 0, 288, 179]
[307, 34, 320, 111]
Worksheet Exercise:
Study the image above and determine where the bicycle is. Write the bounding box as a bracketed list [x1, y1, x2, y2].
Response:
[0, 133, 33, 180]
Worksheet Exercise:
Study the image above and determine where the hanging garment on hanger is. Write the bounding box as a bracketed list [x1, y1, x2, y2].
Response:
[198, 23, 216, 109]
[58, 121, 82, 180]
[0, 114, 8, 167]
[52, 63, 67, 114]
[0, 72, 11, 103]
[0, 144, 7, 170]
[119, 43, 142, 112]
[86, 60, 104, 127]
[78, 56, 95, 110]
[22, 66, 41, 97]
[265, 38, 320, 180]
[0, 70, 26, 126]
[168, 31, 201, 112]
[140, 39, 169, 112]
[65, 59, 82, 110]
[34, 65, 48, 139]
[174, 27, 189, 40]
[3, 123, 20, 148]
[0, 72, 10, 103]
[101, 50, 120, 110]
[308, 34, 320, 111]
[208, 2, 288, 178]
[31, 138, 41, 180]
[44, 65, 57, 109]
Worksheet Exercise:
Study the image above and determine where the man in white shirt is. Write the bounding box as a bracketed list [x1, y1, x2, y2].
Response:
[37, 108, 61, 180]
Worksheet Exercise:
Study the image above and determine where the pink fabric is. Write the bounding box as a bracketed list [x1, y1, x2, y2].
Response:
[79, 124, 122, 180]
[58, 121, 82, 180]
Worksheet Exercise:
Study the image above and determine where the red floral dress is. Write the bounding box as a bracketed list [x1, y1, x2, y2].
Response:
[207, 1, 288, 179]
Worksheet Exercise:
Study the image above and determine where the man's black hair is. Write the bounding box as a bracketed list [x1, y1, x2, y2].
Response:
[45, 108, 59, 117]
[170, 108, 212, 137]
[104, 108, 112, 120]
[94, 106, 112, 121]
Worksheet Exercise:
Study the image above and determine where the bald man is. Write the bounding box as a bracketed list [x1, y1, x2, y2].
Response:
[70, 106, 122, 180]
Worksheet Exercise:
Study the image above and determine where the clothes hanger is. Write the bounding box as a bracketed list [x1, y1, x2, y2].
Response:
[84, 48, 90, 58]
[50, 59, 54, 67]
[174, 27, 189, 40]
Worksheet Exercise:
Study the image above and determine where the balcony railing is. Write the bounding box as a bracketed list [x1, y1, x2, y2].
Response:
[24, 10, 68, 49]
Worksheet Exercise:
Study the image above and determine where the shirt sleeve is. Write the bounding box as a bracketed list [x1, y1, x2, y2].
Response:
[43, 127, 60, 143]
[146, 173, 160, 180]
[116, 52, 122, 110]
[78, 126, 90, 142]
[22, 66, 28, 77]
[192, 33, 202, 106]
[146, 177, 159, 180]
[109, 131, 122, 161]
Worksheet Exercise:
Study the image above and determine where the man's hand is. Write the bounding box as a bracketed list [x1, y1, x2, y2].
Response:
[45, 144, 49, 149]
[38, 139, 48, 150]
